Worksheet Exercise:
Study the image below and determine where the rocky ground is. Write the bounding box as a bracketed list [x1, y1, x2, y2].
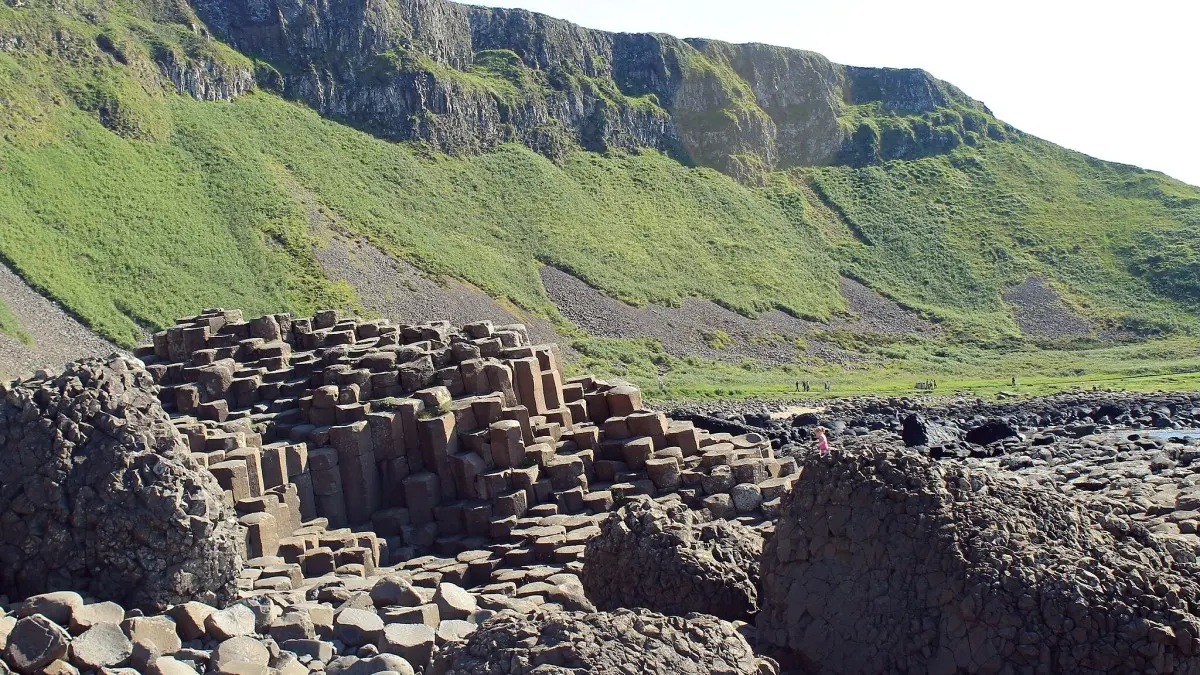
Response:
[541, 267, 938, 368]
[5, 310, 1200, 674]
[1002, 276, 1093, 340]
[0, 263, 120, 380]
[313, 236, 561, 346]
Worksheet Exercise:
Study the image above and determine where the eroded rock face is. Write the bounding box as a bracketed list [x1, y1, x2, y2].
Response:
[582, 496, 762, 622]
[190, 0, 986, 175]
[0, 356, 242, 611]
[438, 607, 776, 675]
[758, 448, 1200, 674]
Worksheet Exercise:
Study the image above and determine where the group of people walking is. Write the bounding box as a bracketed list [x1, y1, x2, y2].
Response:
[795, 380, 831, 393]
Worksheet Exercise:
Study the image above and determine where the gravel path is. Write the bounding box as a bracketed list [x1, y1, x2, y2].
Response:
[314, 236, 562, 345]
[1003, 276, 1092, 339]
[541, 267, 935, 367]
[0, 263, 119, 381]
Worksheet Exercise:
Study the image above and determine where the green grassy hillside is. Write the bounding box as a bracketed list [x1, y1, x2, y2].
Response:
[2, 0, 1199, 393]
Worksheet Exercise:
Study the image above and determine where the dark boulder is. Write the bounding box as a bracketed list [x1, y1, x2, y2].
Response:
[581, 497, 762, 622]
[0, 356, 242, 611]
[964, 418, 1020, 446]
[758, 448, 1200, 674]
[900, 414, 960, 447]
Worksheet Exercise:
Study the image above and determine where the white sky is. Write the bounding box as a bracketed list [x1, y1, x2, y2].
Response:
[469, 0, 1200, 187]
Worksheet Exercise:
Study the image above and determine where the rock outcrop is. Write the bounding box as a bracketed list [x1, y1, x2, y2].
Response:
[438, 606, 776, 674]
[0, 356, 242, 611]
[758, 448, 1200, 674]
[582, 496, 763, 622]
[188, 0, 998, 176]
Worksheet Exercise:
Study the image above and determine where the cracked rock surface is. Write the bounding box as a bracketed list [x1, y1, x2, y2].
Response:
[0, 356, 242, 611]
[438, 606, 777, 675]
[582, 496, 763, 622]
[759, 448, 1200, 674]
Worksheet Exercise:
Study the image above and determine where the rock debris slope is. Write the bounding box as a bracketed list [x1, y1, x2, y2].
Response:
[759, 448, 1200, 674]
[0, 356, 242, 611]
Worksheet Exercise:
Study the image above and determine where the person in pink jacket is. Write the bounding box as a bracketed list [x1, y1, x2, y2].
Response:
[816, 427, 830, 456]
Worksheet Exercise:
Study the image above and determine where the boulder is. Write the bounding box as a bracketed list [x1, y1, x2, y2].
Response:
[16, 593, 83, 627]
[69, 601, 126, 634]
[4, 615, 69, 673]
[68, 623, 132, 670]
[964, 418, 1021, 446]
[326, 654, 415, 675]
[124, 616, 182, 669]
[900, 414, 960, 448]
[436, 607, 775, 674]
[758, 448, 1200, 673]
[211, 636, 270, 671]
[432, 583, 476, 621]
[0, 357, 241, 610]
[370, 576, 421, 608]
[333, 608, 384, 647]
[205, 604, 257, 641]
[581, 497, 762, 622]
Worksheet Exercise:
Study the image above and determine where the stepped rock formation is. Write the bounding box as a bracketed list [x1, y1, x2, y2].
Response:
[437, 606, 777, 674]
[0, 356, 241, 611]
[758, 448, 1200, 674]
[582, 496, 763, 622]
[188, 0, 997, 176]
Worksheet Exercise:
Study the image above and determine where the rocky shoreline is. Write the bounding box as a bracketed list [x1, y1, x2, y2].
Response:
[3, 309, 1200, 674]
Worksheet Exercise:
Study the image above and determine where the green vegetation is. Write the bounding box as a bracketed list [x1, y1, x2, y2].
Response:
[2, 0, 1200, 399]
[703, 330, 735, 350]
[802, 139, 1200, 337]
[0, 299, 32, 345]
[571, 332, 1200, 401]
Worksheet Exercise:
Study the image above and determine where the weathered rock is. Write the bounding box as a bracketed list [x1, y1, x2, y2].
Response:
[582, 496, 762, 622]
[964, 418, 1021, 446]
[379, 623, 435, 667]
[437, 607, 776, 674]
[333, 608, 384, 647]
[68, 623, 133, 670]
[4, 615, 69, 673]
[211, 636, 270, 671]
[759, 448, 1200, 674]
[901, 414, 960, 447]
[124, 616, 182, 669]
[0, 357, 241, 610]
[69, 601, 126, 634]
[146, 656, 202, 675]
[327, 653, 415, 675]
[167, 602, 215, 641]
[370, 576, 422, 609]
[432, 583, 476, 621]
[205, 604, 256, 641]
[16, 593, 82, 628]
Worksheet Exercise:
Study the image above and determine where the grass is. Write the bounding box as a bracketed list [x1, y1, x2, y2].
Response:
[0, 299, 32, 345]
[2, 0, 1200, 399]
[796, 140, 1200, 338]
[574, 333, 1200, 400]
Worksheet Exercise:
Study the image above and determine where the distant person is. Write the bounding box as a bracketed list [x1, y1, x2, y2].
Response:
[824, 381, 831, 393]
[795, 381, 800, 392]
[1011, 376, 1017, 387]
[816, 427, 830, 456]
[804, 380, 811, 393]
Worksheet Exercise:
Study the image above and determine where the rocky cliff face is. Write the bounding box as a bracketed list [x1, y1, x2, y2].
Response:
[187, 0, 997, 176]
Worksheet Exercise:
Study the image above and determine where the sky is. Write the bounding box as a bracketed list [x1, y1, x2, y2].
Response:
[470, 0, 1200, 187]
